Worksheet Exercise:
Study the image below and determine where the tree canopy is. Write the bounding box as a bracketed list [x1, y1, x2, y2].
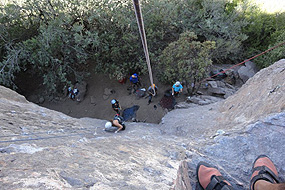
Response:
[158, 31, 215, 94]
[0, 0, 284, 96]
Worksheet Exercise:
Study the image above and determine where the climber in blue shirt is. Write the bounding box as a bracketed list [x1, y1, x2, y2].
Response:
[172, 81, 183, 97]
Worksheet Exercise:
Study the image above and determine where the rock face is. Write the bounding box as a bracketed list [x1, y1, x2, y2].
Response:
[219, 59, 285, 128]
[186, 95, 223, 105]
[0, 60, 284, 190]
[170, 60, 285, 189]
[0, 86, 182, 190]
[171, 161, 192, 190]
[182, 112, 285, 190]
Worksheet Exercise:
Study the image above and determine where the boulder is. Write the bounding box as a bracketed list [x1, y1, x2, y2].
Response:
[200, 95, 224, 103]
[216, 81, 226, 88]
[186, 96, 201, 104]
[186, 95, 224, 105]
[208, 87, 226, 96]
[175, 102, 196, 109]
[207, 80, 236, 99]
[207, 81, 218, 88]
[237, 61, 258, 83]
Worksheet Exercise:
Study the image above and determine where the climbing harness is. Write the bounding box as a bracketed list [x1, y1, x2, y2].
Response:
[132, 0, 156, 95]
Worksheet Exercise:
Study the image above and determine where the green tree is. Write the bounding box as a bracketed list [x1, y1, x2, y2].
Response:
[253, 30, 285, 67]
[1, 0, 282, 97]
[93, 0, 184, 79]
[177, 0, 248, 64]
[242, 8, 285, 68]
[0, 5, 99, 95]
[0, 0, 100, 92]
[158, 31, 215, 94]
[93, 0, 147, 80]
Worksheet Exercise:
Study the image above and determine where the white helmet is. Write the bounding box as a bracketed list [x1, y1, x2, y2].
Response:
[175, 81, 181, 86]
[105, 122, 112, 128]
[111, 99, 116, 104]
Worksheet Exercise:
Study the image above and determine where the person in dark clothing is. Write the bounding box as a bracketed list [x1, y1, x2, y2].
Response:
[104, 114, 126, 133]
[147, 84, 157, 105]
[111, 99, 121, 114]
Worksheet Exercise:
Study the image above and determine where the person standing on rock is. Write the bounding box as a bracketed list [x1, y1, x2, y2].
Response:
[104, 114, 126, 133]
[172, 81, 183, 97]
[129, 73, 140, 94]
[147, 84, 158, 105]
[111, 99, 121, 114]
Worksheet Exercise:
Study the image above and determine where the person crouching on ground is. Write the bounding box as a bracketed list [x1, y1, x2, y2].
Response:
[147, 84, 158, 105]
[104, 114, 126, 133]
[111, 99, 121, 114]
[172, 81, 183, 96]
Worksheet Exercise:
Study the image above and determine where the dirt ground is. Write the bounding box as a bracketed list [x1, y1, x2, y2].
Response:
[40, 72, 186, 124]
[19, 63, 237, 124]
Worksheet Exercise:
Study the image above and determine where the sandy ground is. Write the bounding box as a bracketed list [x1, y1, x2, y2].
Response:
[41, 73, 186, 124]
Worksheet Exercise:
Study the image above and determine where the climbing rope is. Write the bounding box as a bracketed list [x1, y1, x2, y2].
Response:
[0, 128, 95, 144]
[132, 0, 156, 94]
[0, 132, 91, 143]
[201, 41, 285, 83]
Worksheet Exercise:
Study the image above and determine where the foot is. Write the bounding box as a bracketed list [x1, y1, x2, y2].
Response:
[197, 161, 233, 190]
[250, 155, 280, 190]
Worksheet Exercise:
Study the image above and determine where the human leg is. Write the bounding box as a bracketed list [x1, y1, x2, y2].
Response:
[196, 161, 233, 190]
[255, 181, 285, 190]
[132, 83, 138, 93]
[148, 94, 152, 104]
[250, 155, 283, 190]
[174, 91, 179, 97]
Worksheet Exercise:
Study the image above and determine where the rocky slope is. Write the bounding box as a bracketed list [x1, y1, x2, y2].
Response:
[0, 60, 284, 190]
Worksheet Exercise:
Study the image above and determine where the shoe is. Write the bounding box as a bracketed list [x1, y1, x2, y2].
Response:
[196, 161, 233, 190]
[250, 155, 280, 190]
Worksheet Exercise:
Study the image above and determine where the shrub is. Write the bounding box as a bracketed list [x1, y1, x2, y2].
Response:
[158, 31, 215, 94]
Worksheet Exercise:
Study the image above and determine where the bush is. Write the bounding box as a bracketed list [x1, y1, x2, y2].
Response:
[243, 10, 285, 68]
[177, 0, 248, 64]
[0, 15, 99, 95]
[158, 31, 215, 94]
